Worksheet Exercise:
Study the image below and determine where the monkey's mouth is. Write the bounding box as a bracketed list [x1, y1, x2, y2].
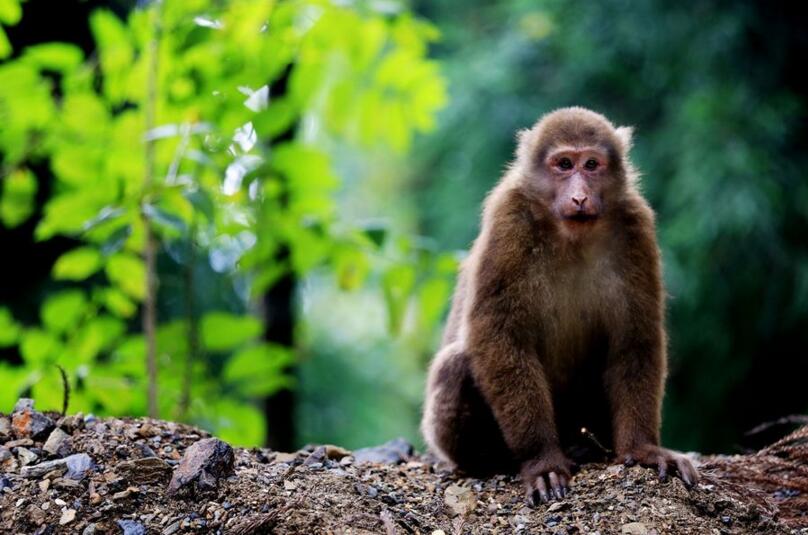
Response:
[563, 213, 599, 223]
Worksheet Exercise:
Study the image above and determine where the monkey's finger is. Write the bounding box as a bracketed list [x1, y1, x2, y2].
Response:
[657, 457, 668, 481]
[675, 457, 697, 488]
[624, 455, 636, 467]
[559, 475, 569, 497]
[548, 472, 563, 500]
[535, 476, 550, 503]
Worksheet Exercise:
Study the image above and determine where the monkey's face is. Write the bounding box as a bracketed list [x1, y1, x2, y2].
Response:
[542, 146, 610, 226]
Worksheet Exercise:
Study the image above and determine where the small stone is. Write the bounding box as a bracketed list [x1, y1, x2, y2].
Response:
[353, 437, 413, 465]
[58, 414, 84, 434]
[274, 452, 298, 464]
[115, 457, 172, 485]
[303, 446, 327, 466]
[16, 446, 39, 466]
[432, 531, 447, 535]
[0, 446, 16, 471]
[82, 524, 97, 535]
[54, 498, 66, 506]
[117, 520, 146, 535]
[137, 422, 157, 438]
[547, 501, 570, 512]
[4, 438, 33, 448]
[0, 475, 11, 490]
[113, 486, 140, 500]
[163, 521, 181, 535]
[89, 492, 102, 505]
[43, 428, 72, 457]
[0, 416, 10, 438]
[444, 484, 477, 516]
[38, 479, 50, 492]
[323, 445, 351, 460]
[53, 477, 81, 489]
[20, 453, 95, 480]
[59, 508, 77, 525]
[283, 480, 298, 491]
[339, 456, 354, 466]
[167, 438, 234, 497]
[11, 398, 54, 440]
[621, 523, 650, 535]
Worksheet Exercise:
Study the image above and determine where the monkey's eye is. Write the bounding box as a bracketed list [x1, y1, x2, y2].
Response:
[557, 157, 573, 170]
[584, 159, 599, 171]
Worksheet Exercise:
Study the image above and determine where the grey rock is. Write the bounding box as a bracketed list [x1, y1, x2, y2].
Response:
[11, 398, 54, 440]
[353, 437, 414, 465]
[82, 524, 97, 535]
[167, 438, 234, 497]
[43, 428, 72, 457]
[13, 398, 34, 412]
[117, 520, 146, 535]
[16, 446, 38, 466]
[20, 453, 95, 480]
[115, 457, 171, 485]
[0, 415, 10, 438]
[0, 475, 11, 490]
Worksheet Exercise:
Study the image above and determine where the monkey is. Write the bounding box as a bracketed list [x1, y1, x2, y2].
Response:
[421, 107, 698, 505]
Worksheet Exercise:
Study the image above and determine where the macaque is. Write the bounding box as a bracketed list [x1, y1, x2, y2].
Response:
[421, 107, 698, 504]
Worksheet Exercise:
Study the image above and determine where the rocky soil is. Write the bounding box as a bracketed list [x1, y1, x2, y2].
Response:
[1, 399, 807, 534]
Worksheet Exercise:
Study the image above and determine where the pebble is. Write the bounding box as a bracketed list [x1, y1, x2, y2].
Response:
[43, 428, 72, 457]
[59, 508, 76, 525]
[16, 447, 38, 466]
[621, 522, 650, 535]
[444, 484, 477, 516]
[20, 453, 95, 480]
[353, 437, 413, 465]
[115, 456, 172, 485]
[117, 519, 147, 535]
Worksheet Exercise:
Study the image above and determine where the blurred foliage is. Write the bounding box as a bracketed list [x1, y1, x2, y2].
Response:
[0, 0, 448, 446]
[409, 0, 808, 452]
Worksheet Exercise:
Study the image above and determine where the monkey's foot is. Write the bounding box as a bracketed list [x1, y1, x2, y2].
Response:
[618, 444, 699, 488]
[520, 453, 575, 505]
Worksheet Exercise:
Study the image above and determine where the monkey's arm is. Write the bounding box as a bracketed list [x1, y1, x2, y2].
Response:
[465, 195, 571, 502]
[605, 222, 698, 486]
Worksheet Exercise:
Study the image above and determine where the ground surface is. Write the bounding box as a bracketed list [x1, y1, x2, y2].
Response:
[1, 401, 807, 534]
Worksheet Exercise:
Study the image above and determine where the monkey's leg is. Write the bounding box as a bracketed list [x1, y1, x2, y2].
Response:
[421, 344, 513, 476]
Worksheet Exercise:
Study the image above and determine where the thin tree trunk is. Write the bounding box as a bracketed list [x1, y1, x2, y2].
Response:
[142, 1, 162, 419]
[179, 229, 200, 419]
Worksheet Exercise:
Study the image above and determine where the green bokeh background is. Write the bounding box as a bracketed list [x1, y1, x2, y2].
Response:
[2, 0, 806, 455]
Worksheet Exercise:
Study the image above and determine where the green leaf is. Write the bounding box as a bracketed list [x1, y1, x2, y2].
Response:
[382, 264, 416, 335]
[207, 398, 265, 447]
[105, 252, 146, 300]
[20, 328, 62, 367]
[99, 287, 137, 318]
[41, 290, 88, 333]
[0, 0, 21, 25]
[0, 307, 21, 347]
[52, 247, 103, 280]
[21, 43, 84, 72]
[0, 364, 26, 412]
[0, 26, 10, 59]
[224, 343, 295, 396]
[200, 312, 262, 352]
[90, 9, 134, 104]
[1, 168, 37, 228]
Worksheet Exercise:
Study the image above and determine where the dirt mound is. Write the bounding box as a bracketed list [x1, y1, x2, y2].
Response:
[1, 400, 806, 534]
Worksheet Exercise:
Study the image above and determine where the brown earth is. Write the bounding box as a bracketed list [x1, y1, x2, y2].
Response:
[1, 402, 807, 534]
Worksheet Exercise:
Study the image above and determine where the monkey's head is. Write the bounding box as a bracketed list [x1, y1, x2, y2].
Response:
[515, 107, 635, 231]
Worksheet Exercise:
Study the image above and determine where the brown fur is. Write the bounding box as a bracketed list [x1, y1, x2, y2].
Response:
[421, 107, 697, 503]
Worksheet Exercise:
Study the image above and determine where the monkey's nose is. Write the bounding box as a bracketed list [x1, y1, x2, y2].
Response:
[572, 196, 587, 207]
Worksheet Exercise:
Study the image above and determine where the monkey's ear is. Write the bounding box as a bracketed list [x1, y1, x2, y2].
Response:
[615, 126, 634, 153]
[515, 128, 532, 159]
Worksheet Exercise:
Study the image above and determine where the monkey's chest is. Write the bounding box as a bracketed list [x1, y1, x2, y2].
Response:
[533, 266, 624, 384]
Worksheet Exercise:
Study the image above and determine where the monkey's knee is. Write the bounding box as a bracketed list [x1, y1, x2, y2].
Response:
[422, 346, 512, 475]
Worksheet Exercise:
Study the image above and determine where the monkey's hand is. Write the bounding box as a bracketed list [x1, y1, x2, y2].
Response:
[520, 452, 575, 505]
[618, 444, 699, 488]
